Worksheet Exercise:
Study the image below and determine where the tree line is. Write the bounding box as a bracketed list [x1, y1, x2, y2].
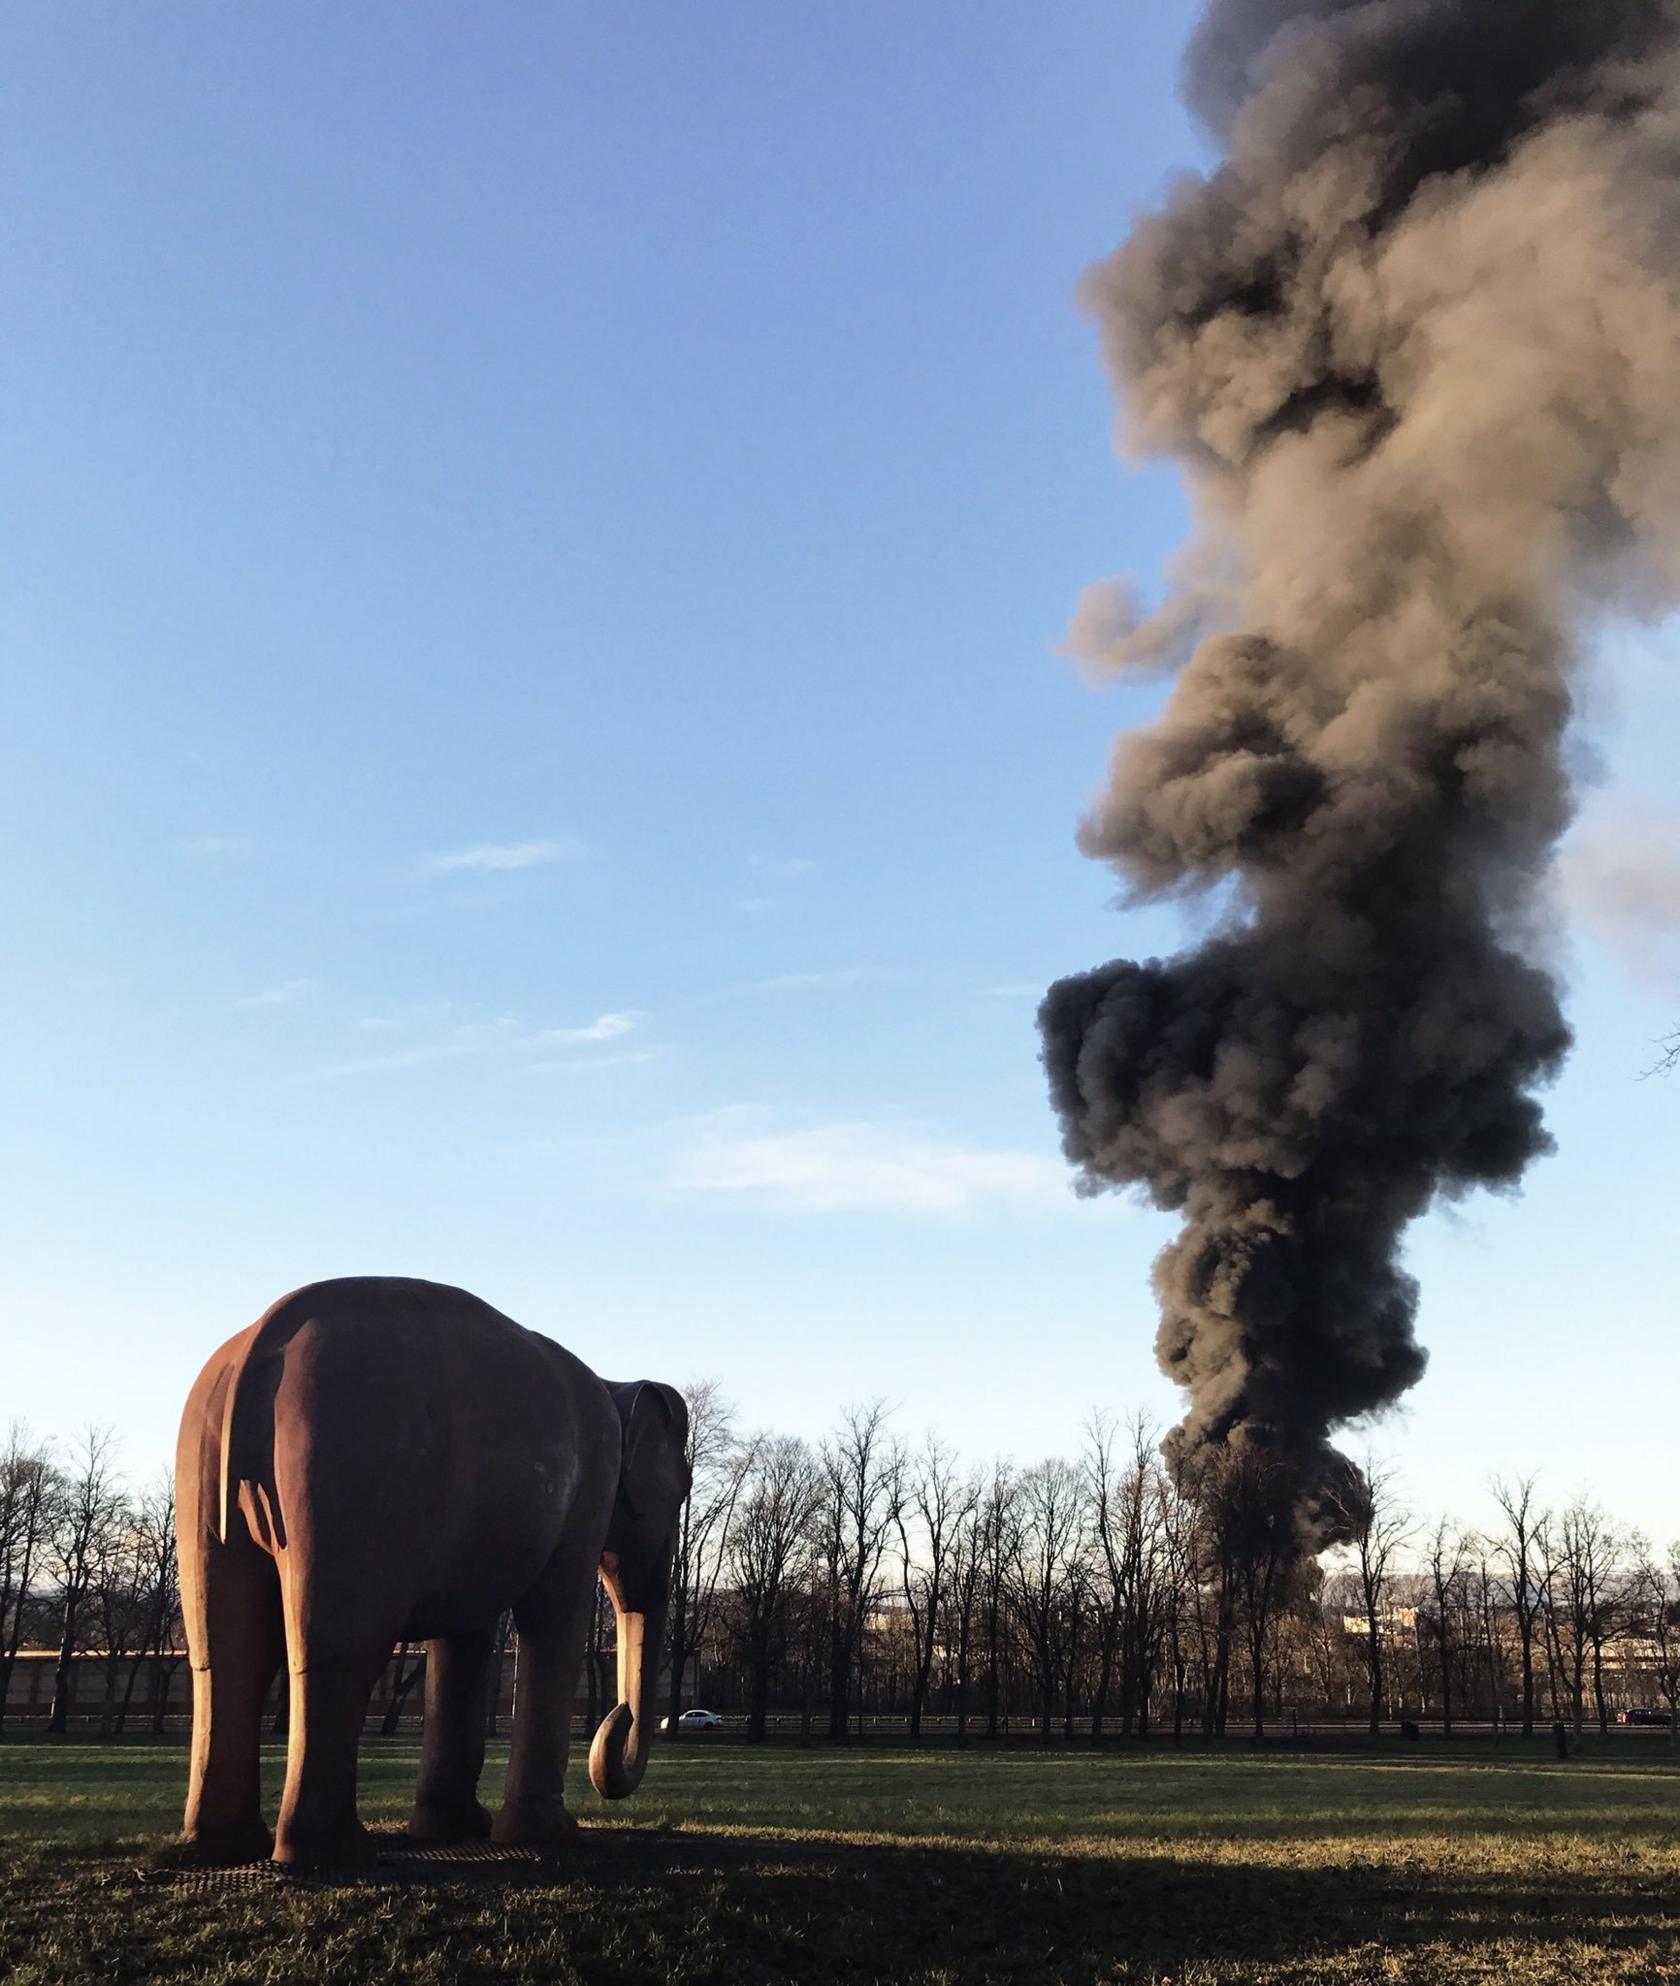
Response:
[7, 1403, 1680, 1744]
[639, 1394, 1680, 1745]
[0, 1425, 180, 1734]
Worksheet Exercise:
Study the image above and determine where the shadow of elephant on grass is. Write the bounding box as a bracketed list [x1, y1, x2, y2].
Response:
[130, 1821, 1680, 1983]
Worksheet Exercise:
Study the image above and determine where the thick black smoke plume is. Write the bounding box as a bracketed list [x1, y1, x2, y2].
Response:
[1042, 0, 1680, 1533]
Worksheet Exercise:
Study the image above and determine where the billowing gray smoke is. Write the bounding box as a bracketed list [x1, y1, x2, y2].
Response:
[1041, 0, 1680, 1530]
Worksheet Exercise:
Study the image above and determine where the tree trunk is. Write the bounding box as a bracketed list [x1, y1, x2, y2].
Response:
[152, 1659, 179, 1736]
[1091, 1615, 1116, 1745]
[984, 1600, 1001, 1740]
[827, 1616, 851, 1743]
[1367, 1625, 1383, 1736]
[665, 1570, 690, 1743]
[1250, 1624, 1267, 1742]
[380, 1645, 426, 1736]
[747, 1640, 770, 1742]
[1519, 1627, 1535, 1739]
[116, 1648, 147, 1735]
[1440, 1623, 1454, 1739]
[48, 1601, 81, 1734]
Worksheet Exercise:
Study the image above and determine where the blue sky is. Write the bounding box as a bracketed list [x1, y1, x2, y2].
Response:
[4, 2, 1677, 1545]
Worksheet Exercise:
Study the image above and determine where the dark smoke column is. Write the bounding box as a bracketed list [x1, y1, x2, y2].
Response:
[1042, 0, 1680, 1526]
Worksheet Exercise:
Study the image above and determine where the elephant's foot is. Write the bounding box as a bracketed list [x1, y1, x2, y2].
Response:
[492, 1801, 580, 1851]
[406, 1796, 494, 1846]
[175, 1816, 275, 1867]
[272, 1817, 379, 1876]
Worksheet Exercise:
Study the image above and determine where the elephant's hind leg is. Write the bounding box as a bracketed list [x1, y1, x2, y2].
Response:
[407, 1630, 495, 1843]
[180, 1526, 283, 1865]
[272, 1623, 394, 1872]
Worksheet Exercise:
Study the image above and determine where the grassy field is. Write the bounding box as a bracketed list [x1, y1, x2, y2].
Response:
[3, 1735, 1678, 1984]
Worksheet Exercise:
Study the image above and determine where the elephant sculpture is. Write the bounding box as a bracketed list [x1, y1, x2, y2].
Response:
[175, 1276, 690, 1869]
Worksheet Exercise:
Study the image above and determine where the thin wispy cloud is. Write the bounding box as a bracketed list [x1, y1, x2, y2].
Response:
[732, 967, 882, 996]
[305, 1014, 521, 1082]
[533, 1046, 665, 1075]
[354, 1000, 456, 1034]
[537, 1011, 640, 1046]
[235, 978, 316, 1010]
[416, 837, 585, 879]
[749, 854, 816, 880]
[667, 1107, 1068, 1217]
[306, 1006, 646, 1081]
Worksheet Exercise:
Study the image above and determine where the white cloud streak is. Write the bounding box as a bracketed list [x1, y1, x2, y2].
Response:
[306, 1007, 643, 1081]
[416, 838, 584, 879]
[668, 1108, 1069, 1216]
[536, 1011, 640, 1046]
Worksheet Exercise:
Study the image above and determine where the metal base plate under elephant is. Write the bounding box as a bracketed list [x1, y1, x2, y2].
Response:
[174, 1276, 689, 1871]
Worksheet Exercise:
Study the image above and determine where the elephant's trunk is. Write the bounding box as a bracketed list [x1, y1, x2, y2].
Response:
[588, 1571, 668, 1800]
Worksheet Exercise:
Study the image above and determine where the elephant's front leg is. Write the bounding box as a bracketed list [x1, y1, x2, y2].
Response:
[408, 1630, 495, 1843]
[493, 1534, 602, 1848]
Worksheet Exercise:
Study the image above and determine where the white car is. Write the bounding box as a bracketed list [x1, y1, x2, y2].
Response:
[660, 1707, 724, 1731]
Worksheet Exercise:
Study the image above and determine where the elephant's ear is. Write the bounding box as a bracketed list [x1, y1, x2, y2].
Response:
[612, 1381, 691, 1517]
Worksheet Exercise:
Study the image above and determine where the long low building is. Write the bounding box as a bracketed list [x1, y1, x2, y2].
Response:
[0, 1647, 518, 1731]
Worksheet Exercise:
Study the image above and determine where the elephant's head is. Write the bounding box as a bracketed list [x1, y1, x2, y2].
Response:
[588, 1379, 690, 1800]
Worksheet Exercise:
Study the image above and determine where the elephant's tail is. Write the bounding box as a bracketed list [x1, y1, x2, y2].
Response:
[218, 1293, 310, 1552]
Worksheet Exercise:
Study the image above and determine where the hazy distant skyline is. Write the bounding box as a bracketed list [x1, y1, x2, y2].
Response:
[4, 2, 1678, 1547]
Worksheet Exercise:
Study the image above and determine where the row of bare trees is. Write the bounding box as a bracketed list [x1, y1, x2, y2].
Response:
[1333, 1466, 1680, 1741]
[1, 1423, 180, 1734]
[10, 1397, 1680, 1747]
[632, 1393, 1680, 1743]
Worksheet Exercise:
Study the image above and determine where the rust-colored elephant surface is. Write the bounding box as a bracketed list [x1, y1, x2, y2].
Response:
[175, 1276, 688, 1870]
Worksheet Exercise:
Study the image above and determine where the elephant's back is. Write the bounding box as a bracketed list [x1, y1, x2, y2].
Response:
[245, 1276, 597, 1392]
[242, 1278, 616, 1595]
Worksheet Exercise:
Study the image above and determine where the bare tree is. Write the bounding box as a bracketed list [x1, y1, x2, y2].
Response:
[665, 1380, 750, 1738]
[1423, 1518, 1469, 1736]
[1198, 1448, 1296, 1740]
[728, 1435, 820, 1740]
[1006, 1457, 1084, 1742]
[127, 1472, 182, 1735]
[1534, 1512, 1568, 1725]
[895, 1435, 975, 1741]
[0, 1424, 58, 1735]
[1629, 1537, 1680, 1734]
[46, 1427, 125, 1733]
[815, 1403, 902, 1742]
[1087, 1414, 1172, 1741]
[1334, 1457, 1413, 1733]
[1558, 1497, 1623, 1737]
[90, 1491, 147, 1734]
[976, 1463, 1017, 1740]
[941, 1475, 988, 1743]
[1492, 1476, 1545, 1738]
[1156, 1466, 1202, 1740]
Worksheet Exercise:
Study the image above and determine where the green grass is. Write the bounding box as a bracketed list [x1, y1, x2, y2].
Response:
[3, 1735, 1679, 1983]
